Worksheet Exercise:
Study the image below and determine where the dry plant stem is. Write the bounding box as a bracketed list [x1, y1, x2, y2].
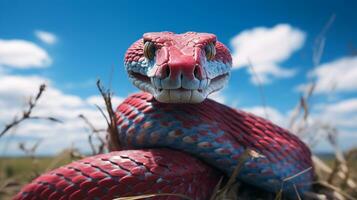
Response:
[0, 84, 61, 138]
[288, 14, 335, 133]
[288, 83, 315, 132]
[247, 59, 269, 119]
[315, 181, 357, 200]
[325, 128, 349, 186]
[274, 167, 312, 200]
[313, 14, 336, 67]
[293, 184, 302, 200]
[283, 167, 312, 183]
[18, 139, 42, 159]
[88, 135, 97, 155]
[327, 156, 343, 184]
[210, 149, 264, 200]
[112, 193, 193, 200]
[0, 179, 20, 194]
[96, 79, 121, 151]
[78, 114, 106, 134]
[209, 177, 224, 200]
[312, 156, 356, 190]
[341, 149, 357, 189]
[79, 114, 107, 154]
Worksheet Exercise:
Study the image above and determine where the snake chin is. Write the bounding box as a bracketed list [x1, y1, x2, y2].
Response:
[128, 71, 230, 103]
[154, 89, 205, 103]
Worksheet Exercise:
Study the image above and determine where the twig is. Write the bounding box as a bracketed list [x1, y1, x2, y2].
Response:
[79, 114, 107, 154]
[79, 114, 106, 134]
[341, 149, 357, 188]
[247, 59, 269, 119]
[293, 184, 302, 200]
[210, 149, 264, 200]
[312, 156, 356, 190]
[18, 139, 43, 158]
[275, 167, 312, 200]
[314, 181, 357, 200]
[96, 79, 121, 151]
[313, 14, 336, 68]
[88, 135, 97, 155]
[0, 84, 62, 138]
[325, 127, 348, 185]
[289, 14, 335, 134]
[288, 79, 316, 133]
[283, 167, 312, 182]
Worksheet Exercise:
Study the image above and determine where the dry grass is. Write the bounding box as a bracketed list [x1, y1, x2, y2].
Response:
[96, 79, 121, 151]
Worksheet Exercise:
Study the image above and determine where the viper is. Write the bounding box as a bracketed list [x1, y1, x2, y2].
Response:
[14, 32, 314, 200]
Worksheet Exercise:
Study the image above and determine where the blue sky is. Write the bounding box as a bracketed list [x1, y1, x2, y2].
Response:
[0, 0, 356, 155]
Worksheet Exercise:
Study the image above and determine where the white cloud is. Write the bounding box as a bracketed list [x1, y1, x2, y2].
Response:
[0, 39, 51, 68]
[313, 129, 357, 153]
[0, 74, 124, 156]
[230, 24, 305, 84]
[0, 37, 120, 156]
[208, 91, 226, 104]
[35, 30, 57, 45]
[314, 98, 357, 129]
[248, 63, 297, 84]
[298, 56, 357, 94]
[231, 24, 305, 68]
[86, 95, 124, 110]
[323, 98, 357, 114]
[242, 106, 286, 127]
[307, 98, 357, 151]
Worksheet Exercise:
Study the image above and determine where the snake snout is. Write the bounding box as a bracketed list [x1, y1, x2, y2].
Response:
[149, 60, 210, 103]
[159, 63, 202, 80]
[154, 63, 203, 91]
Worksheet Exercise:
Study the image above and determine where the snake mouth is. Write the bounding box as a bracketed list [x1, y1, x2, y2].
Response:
[153, 72, 229, 103]
[128, 70, 229, 103]
[129, 71, 151, 83]
[154, 88, 205, 103]
[211, 73, 229, 84]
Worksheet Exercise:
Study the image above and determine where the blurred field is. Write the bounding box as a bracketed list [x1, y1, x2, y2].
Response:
[0, 149, 82, 200]
[0, 154, 350, 181]
[1, 151, 356, 200]
[0, 156, 73, 178]
[2, 154, 352, 182]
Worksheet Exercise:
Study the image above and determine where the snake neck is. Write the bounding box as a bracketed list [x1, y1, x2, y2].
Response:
[114, 91, 315, 196]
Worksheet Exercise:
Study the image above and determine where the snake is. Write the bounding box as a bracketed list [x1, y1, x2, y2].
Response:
[14, 32, 315, 200]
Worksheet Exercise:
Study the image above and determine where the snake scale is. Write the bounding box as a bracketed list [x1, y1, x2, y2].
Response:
[14, 32, 314, 200]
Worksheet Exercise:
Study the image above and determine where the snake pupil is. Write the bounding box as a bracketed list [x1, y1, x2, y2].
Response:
[144, 41, 156, 60]
[205, 42, 216, 60]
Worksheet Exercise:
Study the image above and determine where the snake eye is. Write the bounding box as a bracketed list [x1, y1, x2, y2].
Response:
[205, 42, 216, 61]
[144, 41, 156, 60]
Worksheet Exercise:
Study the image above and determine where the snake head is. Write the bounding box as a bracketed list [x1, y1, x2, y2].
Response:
[124, 32, 232, 103]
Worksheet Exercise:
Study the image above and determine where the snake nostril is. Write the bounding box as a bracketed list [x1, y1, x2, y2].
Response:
[194, 64, 200, 79]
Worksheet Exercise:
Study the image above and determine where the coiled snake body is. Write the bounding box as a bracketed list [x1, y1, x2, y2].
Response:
[14, 32, 314, 200]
